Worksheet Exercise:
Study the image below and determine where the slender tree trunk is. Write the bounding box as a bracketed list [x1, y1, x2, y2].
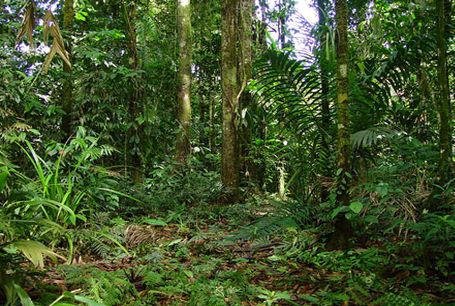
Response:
[335, 0, 350, 205]
[435, 0, 452, 186]
[221, 0, 240, 197]
[125, 1, 142, 182]
[238, 0, 253, 186]
[317, 0, 330, 129]
[252, 0, 268, 191]
[176, 0, 192, 163]
[278, 0, 286, 48]
[199, 94, 206, 147]
[316, 0, 331, 202]
[209, 87, 216, 153]
[61, 0, 74, 140]
[328, 0, 353, 249]
[257, 115, 267, 191]
[258, 0, 268, 49]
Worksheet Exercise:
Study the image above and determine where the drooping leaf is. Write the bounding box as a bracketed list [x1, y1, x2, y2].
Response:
[13, 283, 34, 306]
[16, 1, 36, 48]
[42, 9, 71, 73]
[9, 240, 64, 268]
[43, 43, 58, 73]
[351, 126, 398, 149]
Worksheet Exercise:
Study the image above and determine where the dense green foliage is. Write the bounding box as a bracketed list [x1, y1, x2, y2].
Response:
[0, 0, 454, 305]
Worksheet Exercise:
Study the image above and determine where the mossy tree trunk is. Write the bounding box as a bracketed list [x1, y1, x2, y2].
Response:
[176, 0, 192, 163]
[61, 0, 74, 140]
[329, 0, 353, 249]
[221, 0, 253, 199]
[221, 0, 240, 197]
[435, 0, 452, 187]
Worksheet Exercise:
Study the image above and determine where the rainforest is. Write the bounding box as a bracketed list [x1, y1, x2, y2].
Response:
[0, 0, 454, 305]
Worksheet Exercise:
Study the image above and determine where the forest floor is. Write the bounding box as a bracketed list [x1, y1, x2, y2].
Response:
[26, 199, 455, 305]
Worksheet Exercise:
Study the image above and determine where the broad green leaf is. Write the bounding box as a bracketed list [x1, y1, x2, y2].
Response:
[375, 183, 389, 198]
[349, 202, 364, 214]
[143, 218, 167, 226]
[331, 206, 348, 219]
[75, 11, 87, 21]
[365, 215, 379, 224]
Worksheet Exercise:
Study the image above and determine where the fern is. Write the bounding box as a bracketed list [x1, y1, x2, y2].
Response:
[73, 227, 128, 259]
[371, 292, 423, 306]
[225, 200, 311, 243]
[63, 266, 136, 305]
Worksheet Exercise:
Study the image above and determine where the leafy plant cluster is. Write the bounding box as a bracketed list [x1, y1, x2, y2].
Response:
[0, 127, 131, 304]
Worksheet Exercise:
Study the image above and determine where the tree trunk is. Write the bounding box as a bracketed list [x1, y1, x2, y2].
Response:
[258, 0, 268, 50]
[277, 0, 286, 48]
[238, 0, 253, 186]
[61, 0, 74, 140]
[209, 88, 216, 154]
[125, 1, 142, 182]
[221, 0, 253, 198]
[221, 0, 240, 198]
[176, 0, 192, 163]
[335, 0, 350, 205]
[328, 0, 353, 249]
[199, 92, 206, 147]
[252, 0, 268, 191]
[316, 0, 331, 202]
[435, 0, 452, 187]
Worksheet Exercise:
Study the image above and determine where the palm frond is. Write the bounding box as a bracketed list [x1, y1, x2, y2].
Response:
[7, 240, 65, 268]
[351, 126, 399, 149]
[253, 51, 325, 137]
